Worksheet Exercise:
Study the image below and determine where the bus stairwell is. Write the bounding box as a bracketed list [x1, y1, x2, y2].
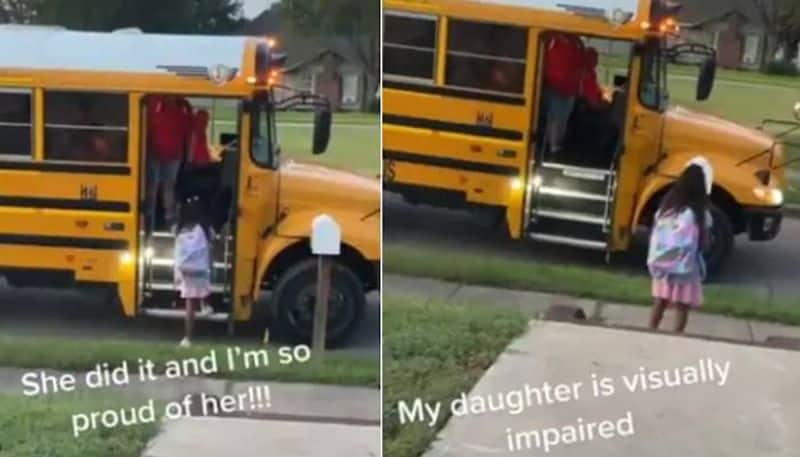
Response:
[527, 161, 616, 250]
[139, 227, 234, 322]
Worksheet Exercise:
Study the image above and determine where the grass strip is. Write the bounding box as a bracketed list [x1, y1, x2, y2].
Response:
[276, 111, 379, 125]
[0, 392, 158, 457]
[0, 337, 379, 387]
[383, 295, 528, 457]
[384, 243, 800, 326]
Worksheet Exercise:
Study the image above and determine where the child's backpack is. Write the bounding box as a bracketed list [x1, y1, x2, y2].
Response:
[174, 225, 210, 279]
[647, 208, 706, 280]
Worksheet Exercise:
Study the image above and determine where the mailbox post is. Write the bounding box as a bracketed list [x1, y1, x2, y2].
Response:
[310, 214, 341, 358]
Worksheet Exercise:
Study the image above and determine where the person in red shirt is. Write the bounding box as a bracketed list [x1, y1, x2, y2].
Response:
[145, 95, 192, 230]
[542, 32, 584, 156]
[579, 47, 609, 110]
[189, 109, 213, 166]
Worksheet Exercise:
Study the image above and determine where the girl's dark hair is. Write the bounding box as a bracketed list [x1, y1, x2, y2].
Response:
[659, 164, 708, 247]
[178, 195, 211, 241]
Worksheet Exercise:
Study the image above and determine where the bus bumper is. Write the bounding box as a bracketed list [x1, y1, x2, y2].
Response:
[744, 206, 782, 241]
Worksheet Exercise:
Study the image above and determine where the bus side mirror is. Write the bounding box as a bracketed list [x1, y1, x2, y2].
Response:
[696, 58, 716, 101]
[313, 109, 332, 155]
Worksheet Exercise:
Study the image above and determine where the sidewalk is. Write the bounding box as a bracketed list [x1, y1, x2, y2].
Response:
[385, 274, 800, 344]
[423, 321, 800, 456]
[0, 367, 380, 456]
[144, 417, 379, 457]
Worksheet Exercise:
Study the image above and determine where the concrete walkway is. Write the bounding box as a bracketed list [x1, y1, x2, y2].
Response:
[144, 417, 379, 457]
[0, 367, 380, 456]
[424, 321, 800, 457]
[385, 274, 800, 344]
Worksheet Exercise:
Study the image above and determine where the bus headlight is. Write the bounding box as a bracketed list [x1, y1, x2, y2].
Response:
[754, 187, 783, 206]
[511, 178, 523, 191]
[119, 251, 134, 265]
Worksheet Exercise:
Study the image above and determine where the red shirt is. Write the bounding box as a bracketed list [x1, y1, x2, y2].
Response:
[581, 69, 604, 107]
[544, 33, 584, 97]
[190, 110, 211, 166]
[147, 96, 192, 161]
[579, 49, 605, 107]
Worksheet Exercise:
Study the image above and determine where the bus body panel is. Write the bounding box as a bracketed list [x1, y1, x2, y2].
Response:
[0, 91, 141, 314]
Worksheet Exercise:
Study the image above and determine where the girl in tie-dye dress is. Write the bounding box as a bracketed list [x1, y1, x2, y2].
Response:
[647, 163, 712, 333]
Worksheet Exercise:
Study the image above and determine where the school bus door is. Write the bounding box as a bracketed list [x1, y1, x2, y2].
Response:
[612, 40, 665, 248]
[232, 93, 279, 319]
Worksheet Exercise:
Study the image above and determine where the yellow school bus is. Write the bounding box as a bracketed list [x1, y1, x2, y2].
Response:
[0, 26, 379, 344]
[382, 0, 785, 271]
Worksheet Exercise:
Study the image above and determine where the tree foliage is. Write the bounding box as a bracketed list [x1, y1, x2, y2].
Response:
[1, 0, 245, 34]
[0, 0, 38, 23]
[281, 0, 380, 81]
[750, 0, 800, 62]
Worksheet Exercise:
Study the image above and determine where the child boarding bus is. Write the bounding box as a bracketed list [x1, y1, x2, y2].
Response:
[382, 0, 786, 273]
[0, 26, 379, 345]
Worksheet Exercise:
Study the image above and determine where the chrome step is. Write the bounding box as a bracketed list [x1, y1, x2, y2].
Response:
[538, 186, 608, 201]
[529, 233, 607, 250]
[150, 258, 229, 269]
[535, 209, 607, 225]
[140, 308, 230, 322]
[150, 231, 231, 241]
[147, 282, 226, 294]
[540, 162, 612, 179]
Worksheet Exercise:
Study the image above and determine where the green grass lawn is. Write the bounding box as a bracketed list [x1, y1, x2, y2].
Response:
[0, 337, 379, 387]
[383, 296, 528, 457]
[278, 122, 380, 176]
[209, 112, 379, 176]
[0, 392, 158, 457]
[384, 243, 800, 326]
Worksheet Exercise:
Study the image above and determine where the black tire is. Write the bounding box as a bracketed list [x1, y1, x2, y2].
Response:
[271, 259, 365, 347]
[704, 203, 734, 279]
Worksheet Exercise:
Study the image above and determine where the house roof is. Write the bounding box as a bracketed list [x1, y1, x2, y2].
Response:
[679, 0, 765, 27]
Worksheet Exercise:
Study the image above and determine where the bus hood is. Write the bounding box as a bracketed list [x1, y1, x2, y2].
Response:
[663, 106, 778, 168]
[277, 159, 380, 215]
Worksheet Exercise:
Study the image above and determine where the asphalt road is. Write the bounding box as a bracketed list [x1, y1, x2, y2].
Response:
[0, 287, 379, 358]
[384, 193, 800, 299]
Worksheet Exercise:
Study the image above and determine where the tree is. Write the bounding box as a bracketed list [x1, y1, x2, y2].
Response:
[750, 0, 800, 66]
[281, 0, 380, 109]
[32, 0, 245, 34]
[0, 0, 40, 24]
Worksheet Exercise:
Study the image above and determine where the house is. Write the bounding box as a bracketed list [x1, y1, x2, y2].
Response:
[678, 0, 769, 70]
[240, 8, 374, 111]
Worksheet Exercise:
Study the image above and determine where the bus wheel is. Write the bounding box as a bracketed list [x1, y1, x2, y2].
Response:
[704, 204, 734, 278]
[271, 259, 365, 347]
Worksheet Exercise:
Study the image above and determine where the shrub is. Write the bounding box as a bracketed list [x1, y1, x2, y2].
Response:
[765, 59, 799, 76]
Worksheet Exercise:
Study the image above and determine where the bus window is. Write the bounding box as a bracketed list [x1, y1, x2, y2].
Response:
[251, 100, 276, 168]
[44, 91, 128, 163]
[383, 12, 438, 82]
[0, 89, 32, 160]
[445, 20, 527, 94]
